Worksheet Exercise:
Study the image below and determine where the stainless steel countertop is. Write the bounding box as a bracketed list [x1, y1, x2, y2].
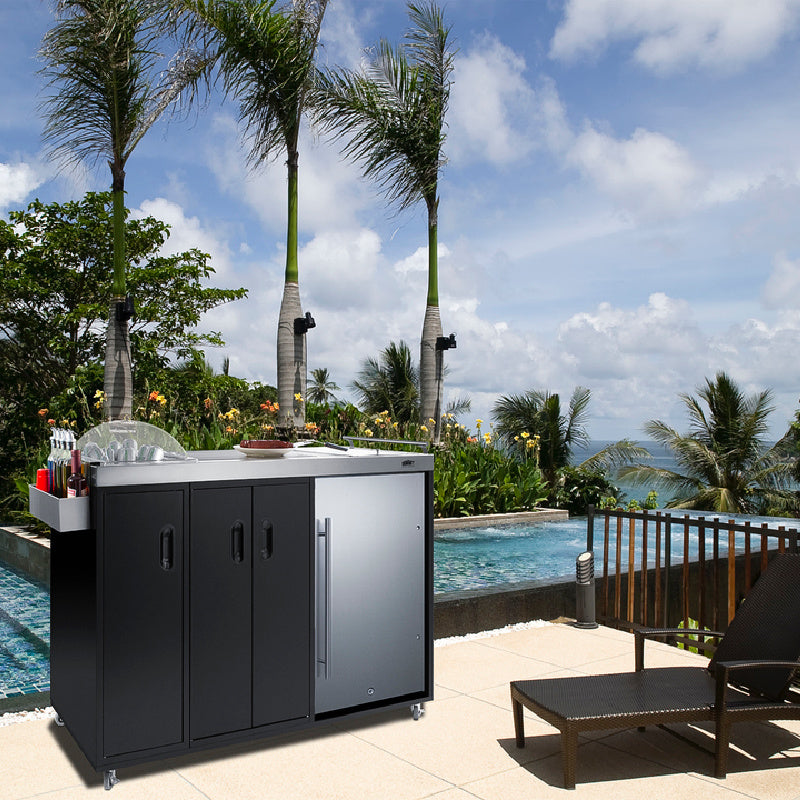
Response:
[92, 446, 434, 487]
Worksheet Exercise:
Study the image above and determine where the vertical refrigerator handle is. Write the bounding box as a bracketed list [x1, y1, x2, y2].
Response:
[316, 517, 332, 679]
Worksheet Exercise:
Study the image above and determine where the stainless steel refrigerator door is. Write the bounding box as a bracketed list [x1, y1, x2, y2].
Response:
[315, 473, 426, 714]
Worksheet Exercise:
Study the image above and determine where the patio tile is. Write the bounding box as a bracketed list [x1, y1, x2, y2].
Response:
[461, 757, 742, 800]
[171, 727, 449, 800]
[0, 719, 93, 800]
[481, 624, 632, 670]
[433, 640, 555, 695]
[346, 693, 532, 786]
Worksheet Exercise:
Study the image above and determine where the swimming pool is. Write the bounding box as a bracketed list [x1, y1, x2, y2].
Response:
[0, 562, 50, 700]
[434, 518, 589, 593]
[433, 513, 800, 594]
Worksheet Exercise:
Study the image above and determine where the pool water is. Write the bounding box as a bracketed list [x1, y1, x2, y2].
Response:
[434, 518, 588, 593]
[433, 513, 800, 594]
[0, 562, 50, 700]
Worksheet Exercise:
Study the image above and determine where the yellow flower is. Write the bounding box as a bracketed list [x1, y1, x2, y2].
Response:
[526, 439, 536, 449]
[514, 436, 520, 442]
[393, 421, 399, 429]
[428, 418, 436, 426]
[420, 425, 428, 433]
[475, 418, 483, 427]
[483, 432, 492, 443]
[364, 428, 374, 437]
[158, 394, 166, 406]
[294, 393, 304, 402]
[521, 431, 530, 439]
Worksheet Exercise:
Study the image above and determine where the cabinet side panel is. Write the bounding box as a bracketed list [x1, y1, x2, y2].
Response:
[50, 529, 98, 765]
[252, 482, 311, 727]
[102, 490, 184, 756]
[190, 487, 252, 739]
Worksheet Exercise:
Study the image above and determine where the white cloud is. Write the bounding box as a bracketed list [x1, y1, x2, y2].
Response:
[206, 114, 370, 237]
[132, 197, 234, 281]
[449, 34, 538, 164]
[763, 252, 800, 309]
[567, 125, 702, 220]
[551, 0, 800, 73]
[557, 293, 705, 380]
[302, 227, 383, 310]
[394, 243, 451, 274]
[0, 161, 45, 210]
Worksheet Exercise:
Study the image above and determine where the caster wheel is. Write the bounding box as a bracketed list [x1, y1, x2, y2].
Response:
[410, 703, 424, 721]
[54, 715, 65, 728]
[104, 770, 119, 791]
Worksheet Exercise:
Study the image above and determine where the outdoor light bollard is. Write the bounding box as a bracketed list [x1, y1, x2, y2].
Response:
[575, 551, 598, 629]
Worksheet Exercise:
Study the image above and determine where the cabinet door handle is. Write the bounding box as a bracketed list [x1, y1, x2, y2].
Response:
[260, 520, 274, 560]
[159, 526, 174, 571]
[231, 521, 245, 564]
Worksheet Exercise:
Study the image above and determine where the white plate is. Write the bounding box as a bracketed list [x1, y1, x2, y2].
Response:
[233, 445, 292, 458]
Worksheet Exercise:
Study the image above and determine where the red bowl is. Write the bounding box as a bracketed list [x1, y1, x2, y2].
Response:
[239, 439, 292, 450]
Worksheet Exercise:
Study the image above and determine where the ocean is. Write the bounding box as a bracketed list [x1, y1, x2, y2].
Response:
[570, 440, 680, 505]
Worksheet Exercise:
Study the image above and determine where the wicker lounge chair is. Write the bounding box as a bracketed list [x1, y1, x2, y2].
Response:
[510, 553, 800, 789]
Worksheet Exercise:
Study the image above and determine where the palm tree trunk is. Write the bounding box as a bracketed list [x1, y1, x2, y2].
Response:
[103, 174, 132, 419]
[419, 208, 442, 433]
[276, 150, 305, 431]
[277, 281, 305, 430]
[104, 300, 132, 420]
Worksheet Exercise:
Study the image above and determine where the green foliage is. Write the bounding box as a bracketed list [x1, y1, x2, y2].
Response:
[677, 618, 712, 658]
[434, 434, 547, 518]
[492, 387, 591, 486]
[550, 467, 620, 515]
[0, 193, 246, 504]
[620, 372, 797, 514]
[352, 341, 420, 424]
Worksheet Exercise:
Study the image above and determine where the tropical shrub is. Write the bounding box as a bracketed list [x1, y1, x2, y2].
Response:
[434, 433, 547, 518]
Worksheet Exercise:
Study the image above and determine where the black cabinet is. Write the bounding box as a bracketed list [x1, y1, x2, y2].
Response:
[190, 483, 310, 739]
[103, 490, 185, 756]
[48, 467, 431, 786]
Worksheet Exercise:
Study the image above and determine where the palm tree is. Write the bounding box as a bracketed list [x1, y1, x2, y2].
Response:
[315, 1, 455, 436]
[175, 0, 328, 431]
[620, 372, 795, 513]
[493, 388, 592, 487]
[307, 367, 340, 405]
[352, 341, 419, 425]
[40, 0, 205, 419]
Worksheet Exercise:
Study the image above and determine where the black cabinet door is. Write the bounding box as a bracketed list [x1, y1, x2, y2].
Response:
[190, 487, 252, 739]
[252, 483, 311, 727]
[102, 490, 184, 757]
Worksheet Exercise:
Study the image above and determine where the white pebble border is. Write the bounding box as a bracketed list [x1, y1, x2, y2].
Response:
[0, 622, 551, 726]
[434, 618, 550, 648]
[0, 707, 57, 728]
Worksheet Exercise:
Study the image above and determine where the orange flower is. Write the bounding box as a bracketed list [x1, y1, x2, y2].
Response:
[204, 397, 212, 410]
[38, 408, 48, 417]
[148, 390, 159, 402]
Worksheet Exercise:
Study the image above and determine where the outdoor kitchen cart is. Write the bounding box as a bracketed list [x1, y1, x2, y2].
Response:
[31, 427, 434, 790]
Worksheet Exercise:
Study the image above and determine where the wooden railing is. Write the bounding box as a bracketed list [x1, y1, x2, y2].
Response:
[586, 506, 799, 633]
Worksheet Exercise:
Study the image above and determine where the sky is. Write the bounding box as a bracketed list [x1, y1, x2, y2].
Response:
[3, 0, 800, 442]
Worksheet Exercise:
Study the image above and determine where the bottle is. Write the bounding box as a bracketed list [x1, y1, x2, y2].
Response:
[66, 450, 88, 498]
[46, 433, 58, 495]
[57, 431, 71, 498]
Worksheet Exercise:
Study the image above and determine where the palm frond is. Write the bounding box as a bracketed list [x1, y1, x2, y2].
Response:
[313, 0, 454, 216]
[580, 439, 651, 473]
[40, 0, 194, 173]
